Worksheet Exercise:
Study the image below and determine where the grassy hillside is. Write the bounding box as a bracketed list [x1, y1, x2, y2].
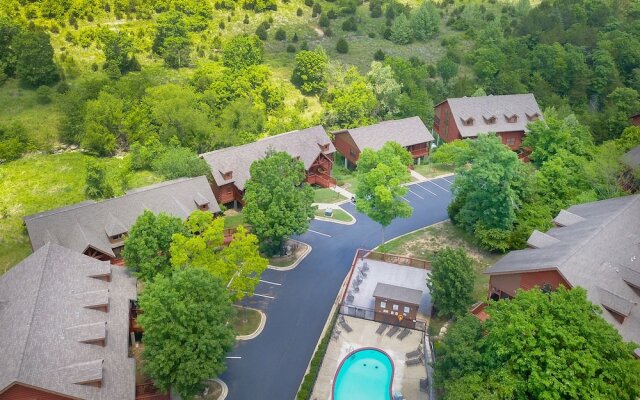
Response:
[0, 152, 162, 274]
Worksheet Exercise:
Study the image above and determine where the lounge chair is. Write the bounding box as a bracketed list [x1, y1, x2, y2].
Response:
[405, 357, 422, 366]
[340, 320, 353, 333]
[405, 348, 422, 359]
[397, 328, 411, 340]
[386, 325, 400, 337]
[419, 378, 428, 392]
[332, 329, 341, 340]
[375, 323, 388, 335]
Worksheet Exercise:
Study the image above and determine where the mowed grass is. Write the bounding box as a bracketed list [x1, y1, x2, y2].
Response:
[377, 221, 503, 302]
[413, 163, 456, 179]
[230, 307, 263, 336]
[314, 207, 353, 222]
[0, 152, 163, 275]
[313, 188, 346, 203]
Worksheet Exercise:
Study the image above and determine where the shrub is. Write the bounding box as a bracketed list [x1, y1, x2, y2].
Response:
[36, 85, 53, 104]
[341, 16, 357, 31]
[297, 7, 303, 16]
[324, 27, 333, 37]
[368, 32, 375, 38]
[305, 0, 314, 6]
[275, 28, 286, 41]
[327, 9, 337, 19]
[319, 14, 330, 27]
[312, 2, 322, 16]
[373, 49, 385, 61]
[292, 32, 299, 42]
[286, 44, 296, 53]
[243, 14, 249, 24]
[151, 146, 211, 180]
[256, 25, 268, 40]
[300, 41, 309, 50]
[0, 122, 29, 162]
[336, 38, 349, 53]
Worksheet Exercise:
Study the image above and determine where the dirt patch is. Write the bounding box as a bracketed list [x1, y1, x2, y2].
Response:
[268, 239, 309, 268]
[195, 380, 223, 400]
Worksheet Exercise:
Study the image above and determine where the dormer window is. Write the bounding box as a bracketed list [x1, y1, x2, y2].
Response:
[194, 193, 210, 211]
[109, 233, 125, 241]
[483, 116, 496, 125]
[221, 171, 233, 180]
[505, 114, 518, 123]
[461, 117, 474, 126]
[318, 142, 330, 151]
[526, 112, 539, 121]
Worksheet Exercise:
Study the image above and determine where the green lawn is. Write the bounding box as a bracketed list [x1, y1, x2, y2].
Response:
[0, 152, 163, 275]
[230, 307, 263, 336]
[413, 163, 456, 179]
[223, 212, 245, 229]
[313, 188, 346, 204]
[377, 221, 502, 302]
[332, 164, 359, 193]
[314, 208, 353, 222]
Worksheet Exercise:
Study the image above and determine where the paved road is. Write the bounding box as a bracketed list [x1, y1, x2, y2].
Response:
[220, 176, 454, 400]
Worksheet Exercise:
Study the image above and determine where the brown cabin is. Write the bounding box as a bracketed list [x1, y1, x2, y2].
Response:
[434, 94, 542, 159]
[201, 126, 336, 207]
[332, 117, 434, 169]
[372, 282, 423, 329]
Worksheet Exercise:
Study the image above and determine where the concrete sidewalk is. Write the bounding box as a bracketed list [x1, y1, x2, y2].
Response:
[331, 185, 355, 199]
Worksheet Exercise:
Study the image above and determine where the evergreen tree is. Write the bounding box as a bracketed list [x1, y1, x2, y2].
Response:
[85, 161, 114, 200]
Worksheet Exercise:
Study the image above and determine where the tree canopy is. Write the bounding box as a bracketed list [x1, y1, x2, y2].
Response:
[222, 35, 264, 70]
[13, 28, 58, 87]
[243, 150, 315, 255]
[138, 268, 236, 399]
[291, 48, 328, 95]
[427, 247, 475, 318]
[435, 287, 640, 399]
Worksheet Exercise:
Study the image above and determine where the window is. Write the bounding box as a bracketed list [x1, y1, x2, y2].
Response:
[380, 301, 386, 309]
[506, 137, 516, 146]
[462, 117, 474, 126]
[349, 148, 357, 157]
[403, 306, 410, 314]
[392, 304, 399, 311]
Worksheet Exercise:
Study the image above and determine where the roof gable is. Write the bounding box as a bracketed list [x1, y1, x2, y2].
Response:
[336, 116, 434, 152]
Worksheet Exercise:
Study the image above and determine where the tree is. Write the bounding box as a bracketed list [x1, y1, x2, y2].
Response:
[436, 287, 640, 399]
[275, 28, 286, 41]
[244, 151, 315, 255]
[336, 37, 349, 53]
[523, 109, 593, 167]
[449, 135, 529, 251]
[0, 17, 22, 78]
[390, 14, 413, 45]
[355, 142, 413, 242]
[213, 97, 266, 146]
[82, 91, 124, 156]
[100, 30, 139, 74]
[85, 161, 114, 200]
[427, 248, 475, 317]
[291, 48, 329, 94]
[13, 29, 59, 87]
[430, 140, 471, 164]
[138, 268, 236, 399]
[437, 56, 458, 84]
[161, 36, 192, 68]
[411, 1, 440, 41]
[170, 210, 268, 301]
[0, 122, 29, 162]
[367, 61, 402, 117]
[222, 35, 264, 70]
[324, 67, 377, 129]
[122, 211, 187, 282]
[151, 146, 211, 179]
[153, 11, 188, 55]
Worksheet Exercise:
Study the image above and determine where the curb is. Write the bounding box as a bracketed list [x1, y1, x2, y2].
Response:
[404, 172, 455, 186]
[373, 219, 450, 251]
[235, 307, 267, 341]
[209, 378, 228, 400]
[268, 240, 311, 271]
[313, 204, 356, 226]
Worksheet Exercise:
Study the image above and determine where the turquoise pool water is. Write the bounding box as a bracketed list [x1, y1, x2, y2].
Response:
[332, 348, 394, 400]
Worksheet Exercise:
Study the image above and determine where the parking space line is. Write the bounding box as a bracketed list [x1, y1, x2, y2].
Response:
[429, 180, 451, 192]
[407, 188, 424, 199]
[401, 197, 411, 203]
[226, 356, 242, 359]
[442, 176, 454, 184]
[416, 183, 438, 196]
[260, 279, 282, 286]
[308, 229, 331, 237]
[251, 293, 275, 299]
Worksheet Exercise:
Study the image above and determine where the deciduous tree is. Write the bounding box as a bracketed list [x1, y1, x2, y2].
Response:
[13, 28, 59, 87]
[291, 48, 328, 94]
[222, 35, 264, 70]
[244, 151, 315, 255]
[427, 247, 475, 318]
[323, 67, 377, 129]
[138, 268, 235, 399]
[85, 160, 113, 199]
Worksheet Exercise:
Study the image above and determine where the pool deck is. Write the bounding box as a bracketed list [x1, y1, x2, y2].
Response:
[311, 316, 429, 400]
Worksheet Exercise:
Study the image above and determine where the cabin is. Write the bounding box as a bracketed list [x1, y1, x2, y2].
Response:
[200, 126, 336, 207]
[433, 94, 542, 157]
[0, 243, 138, 400]
[23, 176, 219, 263]
[631, 113, 640, 126]
[372, 283, 423, 329]
[480, 195, 640, 355]
[332, 117, 434, 169]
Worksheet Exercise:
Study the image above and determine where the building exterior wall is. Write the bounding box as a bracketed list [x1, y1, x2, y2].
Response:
[373, 296, 418, 328]
[433, 101, 461, 143]
[489, 270, 571, 298]
[211, 181, 241, 206]
[0, 383, 73, 400]
[497, 130, 525, 150]
[489, 273, 522, 298]
[333, 132, 361, 166]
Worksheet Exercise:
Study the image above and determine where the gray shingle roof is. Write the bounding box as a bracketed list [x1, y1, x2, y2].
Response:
[444, 94, 542, 138]
[621, 146, 640, 170]
[24, 176, 219, 257]
[527, 230, 561, 249]
[0, 243, 136, 399]
[200, 126, 334, 190]
[373, 282, 423, 305]
[486, 195, 640, 345]
[553, 209, 586, 227]
[335, 116, 434, 152]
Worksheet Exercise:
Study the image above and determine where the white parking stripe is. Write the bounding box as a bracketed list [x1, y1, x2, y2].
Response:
[308, 229, 331, 237]
[226, 356, 242, 359]
[260, 279, 282, 286]
[416, 183, 438, 196]
[401, 197, 411, 203]
[251, 292, 275, 299]
[442, 176, 454, 184]
[429, 180, 451, 192]
[407, 188, 424, 199]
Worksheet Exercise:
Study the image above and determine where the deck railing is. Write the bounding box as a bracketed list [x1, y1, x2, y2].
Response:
[307, 173, 337, 188]
[361, 249, 431, 270]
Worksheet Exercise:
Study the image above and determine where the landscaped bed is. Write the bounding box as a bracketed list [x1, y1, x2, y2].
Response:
[412, 163, 455, 179]
[231, 307, 263, 337]
[314, 207, 353, 223]
[195, 380, 223, 400]
[268, 240, 309, 268]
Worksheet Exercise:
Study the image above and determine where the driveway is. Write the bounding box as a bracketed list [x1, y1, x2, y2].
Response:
[220, 176, 454, 400]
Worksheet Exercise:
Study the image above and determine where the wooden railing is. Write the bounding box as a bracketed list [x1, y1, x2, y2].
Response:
[361, 249, 431, 270]
[136, 382, 170, 400]
[410, 148, 428, 158]
[307, 173, 337, 188]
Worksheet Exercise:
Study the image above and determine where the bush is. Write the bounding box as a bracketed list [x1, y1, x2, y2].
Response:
[0, 122, 29, 162]
[286, 44, 296, 53]
[300, 41, 309, 50]
[319, 14, 330, 27]
[275, 28, 286, 41]
[297, 7, 303, 16]
[312, 2, 322, 16]
[324, 27, 333, 37]
[292, 32, 299, 42]
[305, 0, 314, 6]
[373, 49, 385, 61]
[327, 9, 337, 19]
[243, 14, 249, 24]
[36, 85, 53, 104]
[341, 16, 357, 31]
[336, 38, 349, 53]
[151, 146, 211, 179]
[256, 25, 268, 40]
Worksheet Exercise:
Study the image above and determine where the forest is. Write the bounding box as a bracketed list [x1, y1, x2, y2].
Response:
[0, 0, 639, 266]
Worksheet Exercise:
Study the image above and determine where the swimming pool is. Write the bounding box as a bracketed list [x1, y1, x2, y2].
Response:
[332, 347, 394, 400]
